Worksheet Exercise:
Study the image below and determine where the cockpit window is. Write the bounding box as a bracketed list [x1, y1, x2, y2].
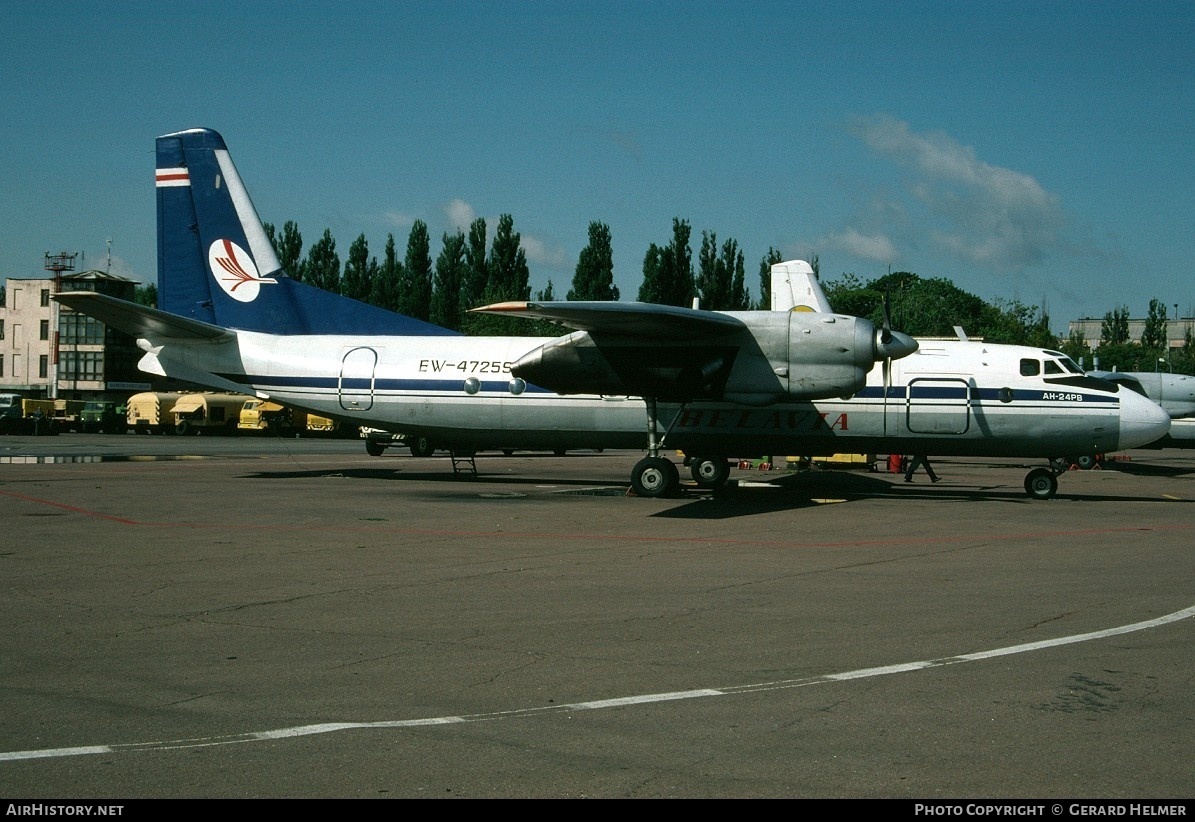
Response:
[1044, 360, 1064, 375]
[1057, 357, 1083, 374]
[1020, 359, 1041, 377]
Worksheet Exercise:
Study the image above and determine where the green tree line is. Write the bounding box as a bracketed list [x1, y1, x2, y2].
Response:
[256, 216, 828, 332]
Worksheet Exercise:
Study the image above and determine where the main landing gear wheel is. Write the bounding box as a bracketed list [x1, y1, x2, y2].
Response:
[408, 436, 435, 457]
[631, 456, 680, 498]
[1024, 467, 1058, 500]
[689, 456, 730, 488]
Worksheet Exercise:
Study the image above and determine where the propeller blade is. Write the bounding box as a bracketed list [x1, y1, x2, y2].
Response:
[882, 352, 891, 436]
[873, 289, 917, 363]
[881, 290, 894, 345]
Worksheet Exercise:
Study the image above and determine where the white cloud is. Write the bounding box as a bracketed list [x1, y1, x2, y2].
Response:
[105, 253, 138, 281]
[443, 199, 477, 233]
[520, 234, 570, 270]
[383, 210, 416, 230]
[822, 228, 897, 264]
[848, 114, 1066, 270]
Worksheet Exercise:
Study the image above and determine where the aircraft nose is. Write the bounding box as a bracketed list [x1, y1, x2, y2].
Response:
[1117, 387, 1170, 449]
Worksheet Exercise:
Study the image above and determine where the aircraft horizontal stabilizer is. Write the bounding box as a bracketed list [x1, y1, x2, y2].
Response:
[54, 292, 233, 342]
[471, 300, 746, 339]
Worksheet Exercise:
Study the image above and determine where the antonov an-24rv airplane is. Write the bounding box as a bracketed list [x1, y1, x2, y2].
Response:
[55, 128, 1169, 501]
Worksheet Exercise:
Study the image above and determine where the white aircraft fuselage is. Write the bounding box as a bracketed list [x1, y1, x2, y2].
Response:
[144, 325, 1163, 461]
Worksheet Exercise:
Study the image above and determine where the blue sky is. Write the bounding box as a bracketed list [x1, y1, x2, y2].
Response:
[3, 0, 1193, 333]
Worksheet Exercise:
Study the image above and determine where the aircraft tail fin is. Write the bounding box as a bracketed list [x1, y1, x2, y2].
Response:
[155, 128, 455, 336]
[769, 260, 833, 313]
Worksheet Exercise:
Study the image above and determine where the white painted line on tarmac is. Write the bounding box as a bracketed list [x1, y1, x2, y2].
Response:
[2, 604, 1192, 763]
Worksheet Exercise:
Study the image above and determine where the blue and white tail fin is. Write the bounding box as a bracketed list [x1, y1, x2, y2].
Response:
[155, 127, 454, 336]
[769, 260, 833, 313]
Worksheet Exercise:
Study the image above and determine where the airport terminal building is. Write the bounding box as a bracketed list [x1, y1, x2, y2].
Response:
[0, 271, 149, 400]
[1067, 315, 1195, 358]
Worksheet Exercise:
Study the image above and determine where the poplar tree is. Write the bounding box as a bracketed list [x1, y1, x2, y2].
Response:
[484, 214, 531, 305]
[695, 232, 746, 310]
[1141, 298, 1169, 352]
[398, 220, 433, 321]
[371, 233, 403, 312]
[264, 221, 305, 280]
[341, 234, 375, 302]
[758, 247, 782, 308]
[430, 231, 467, 330]
[462, 218, 488, 314]
[638, 244, 663, 303]
[638, 218, 693, 307]
[304, 229, 340, 293]
[568, 221, 619, 301]
[726, 238, 749, 310]
[1101, 306, 1131, 345]
[696, 231, 728, 310]
[473, 214, 532, 336]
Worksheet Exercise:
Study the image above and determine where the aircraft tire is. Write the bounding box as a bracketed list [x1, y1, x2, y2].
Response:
[690, 456, 730, 488]
[409, 436, 435, 457]
[365, 439, 387, 457]
[631, 456, 679, 498]
[1075, 455, 1098, 470]
[1024, 467, 1058, 500]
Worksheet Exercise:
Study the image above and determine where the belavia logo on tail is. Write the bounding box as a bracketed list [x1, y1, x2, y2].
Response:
[208, 239, 277, 302]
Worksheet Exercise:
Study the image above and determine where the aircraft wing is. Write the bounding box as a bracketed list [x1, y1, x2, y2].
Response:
[471, 300, 746, 339]
[472, 296, 917, 404]
[54, 292, 234, 342]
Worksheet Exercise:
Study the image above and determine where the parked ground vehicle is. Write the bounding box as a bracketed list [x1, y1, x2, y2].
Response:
[126, 392, 186, 434]
[0, 393, 23, 433]
[52, 399, 87, 431]
[0, 396, 60, 435]
[24, 399, 59, 435]
[238, 400, 295, 434]
[79, 401, 128, 434]
[171, 392, 252, 435]
[236, 402, 356, 438]
[304, 414, 358, 438]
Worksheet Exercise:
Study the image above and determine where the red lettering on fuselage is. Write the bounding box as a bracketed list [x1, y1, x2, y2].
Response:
[674, 409, 847, 432]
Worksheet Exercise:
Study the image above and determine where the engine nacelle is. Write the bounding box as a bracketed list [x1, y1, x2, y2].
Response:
[510, 311, 917, 405]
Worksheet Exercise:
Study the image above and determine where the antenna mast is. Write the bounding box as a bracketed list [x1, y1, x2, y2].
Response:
[43, 251, 77, 400]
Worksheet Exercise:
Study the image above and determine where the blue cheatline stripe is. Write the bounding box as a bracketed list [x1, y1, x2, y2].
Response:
[215, 374, 1121, 404]
[213, 373, 557, 394]
[852, 385, 1118, 404]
